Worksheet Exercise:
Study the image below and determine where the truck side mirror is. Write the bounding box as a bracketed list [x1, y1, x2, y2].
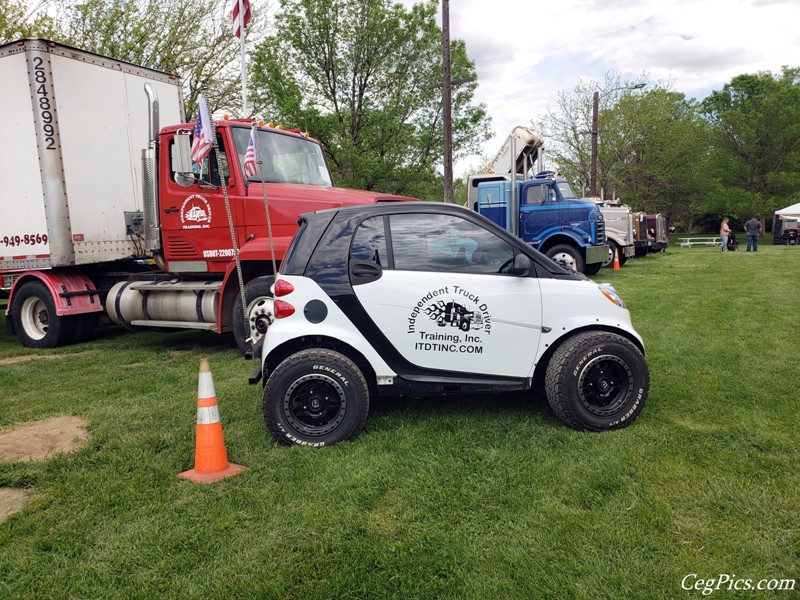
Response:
[173, 129, 195, 187]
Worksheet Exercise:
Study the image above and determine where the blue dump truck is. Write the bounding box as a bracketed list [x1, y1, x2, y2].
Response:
[467, 127, 608, 276]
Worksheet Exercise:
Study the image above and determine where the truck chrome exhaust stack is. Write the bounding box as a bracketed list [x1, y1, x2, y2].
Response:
[143, 83, 161, 252]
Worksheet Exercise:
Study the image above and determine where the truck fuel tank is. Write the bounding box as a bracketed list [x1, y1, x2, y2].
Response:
[106, 279, 222, 330]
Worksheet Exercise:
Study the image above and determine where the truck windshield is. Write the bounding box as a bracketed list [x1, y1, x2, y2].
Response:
[231, 126, 333, 186]
[557, 181, 577, 199]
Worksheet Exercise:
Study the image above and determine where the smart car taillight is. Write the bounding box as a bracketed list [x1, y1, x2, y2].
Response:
[274, 300, 295, 319]
[274, 279, 295, 297]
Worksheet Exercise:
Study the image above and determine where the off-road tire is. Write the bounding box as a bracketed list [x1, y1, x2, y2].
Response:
[263, 349, 370, 446]
[545, 244, 584, 274]
[545, 331, 648, 431]
[11, 281, 75, 348]
[232, 276, 275, 355]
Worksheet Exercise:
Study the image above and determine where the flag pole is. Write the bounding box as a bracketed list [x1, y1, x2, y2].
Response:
[238, 0, 248, 116]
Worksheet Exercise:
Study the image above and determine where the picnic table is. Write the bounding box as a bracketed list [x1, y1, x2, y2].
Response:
[679, 237, 720, 248]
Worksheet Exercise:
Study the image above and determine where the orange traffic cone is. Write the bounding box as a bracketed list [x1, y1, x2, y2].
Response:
[179, 358, 247, 483]
[613, 249, 621, 271]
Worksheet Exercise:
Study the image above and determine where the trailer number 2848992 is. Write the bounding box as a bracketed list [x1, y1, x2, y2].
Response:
[2, 234, 49, 247]
[32, 56, 57, 151]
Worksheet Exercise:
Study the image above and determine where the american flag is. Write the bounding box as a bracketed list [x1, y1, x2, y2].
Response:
[231, 0, 251, 39]
[244, 129, 257, 178]
[191, 95, 212, 163]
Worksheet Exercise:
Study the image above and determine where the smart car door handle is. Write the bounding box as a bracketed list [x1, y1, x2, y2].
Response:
[349, 260, 382, 283]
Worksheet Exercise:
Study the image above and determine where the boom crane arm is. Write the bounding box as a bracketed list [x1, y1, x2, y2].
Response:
[487, 126, 545, 177]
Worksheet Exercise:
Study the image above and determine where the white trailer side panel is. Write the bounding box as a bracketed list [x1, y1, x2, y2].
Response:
[48, 51, 183, 265]
[0, 50, 50, 270]
[0, 40, 183, 269]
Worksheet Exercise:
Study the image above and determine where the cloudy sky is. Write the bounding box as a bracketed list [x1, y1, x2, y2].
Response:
[396, 0, 800, 175]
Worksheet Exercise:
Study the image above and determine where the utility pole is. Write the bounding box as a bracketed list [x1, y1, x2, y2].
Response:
[590, 91, 599, 197]
[441, 0, 453, 203]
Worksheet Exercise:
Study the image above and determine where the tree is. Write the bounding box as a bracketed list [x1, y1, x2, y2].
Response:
[603, 89, 712, 227]
[7, 0, 265, 117]
[701, 67, 800, 220]
[536, 73, 629, 195]
[1, 0, 58, 43]
[537, 76, 713, 227]
[249, 0, 490, 199]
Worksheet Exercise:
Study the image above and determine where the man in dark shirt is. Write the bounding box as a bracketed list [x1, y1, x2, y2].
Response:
[744, 215, 762, 252]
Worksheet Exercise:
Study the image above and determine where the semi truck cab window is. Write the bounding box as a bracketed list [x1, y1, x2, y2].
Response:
[170, 134, 229, 187]
[525, 185, 547, 205]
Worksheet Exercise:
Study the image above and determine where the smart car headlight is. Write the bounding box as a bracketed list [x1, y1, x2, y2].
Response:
[598, 282, 626, 309]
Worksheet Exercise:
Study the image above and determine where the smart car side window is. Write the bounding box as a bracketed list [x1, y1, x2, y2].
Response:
[389, 213, 516, 274]
[351, 216, 387, 266]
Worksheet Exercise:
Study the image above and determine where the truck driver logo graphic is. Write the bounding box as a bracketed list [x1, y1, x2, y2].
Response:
[407, 285, 491, 354]
[180, 194, 212, 229]
[425, 300, 483, 332]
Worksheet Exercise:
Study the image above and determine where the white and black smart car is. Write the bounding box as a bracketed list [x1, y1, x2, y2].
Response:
[255, 202, 649, 446]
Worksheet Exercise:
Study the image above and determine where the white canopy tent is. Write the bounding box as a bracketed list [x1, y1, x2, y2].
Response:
[775, 202, 800, 216]
[773, 202, 800, 244]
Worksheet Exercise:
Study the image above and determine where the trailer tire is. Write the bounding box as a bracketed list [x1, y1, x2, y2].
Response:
[263, 349, 369, 446]
[11, 281, 75, 348]
[545, 244, 584, 274]
[545, 331, 648, 431]
[232, 276, 275, 356]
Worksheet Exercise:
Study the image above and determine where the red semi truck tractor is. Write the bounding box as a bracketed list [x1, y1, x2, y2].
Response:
[0, 39, 411, 354]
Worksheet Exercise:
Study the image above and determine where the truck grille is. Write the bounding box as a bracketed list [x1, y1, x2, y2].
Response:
[596, 220, 606, 245]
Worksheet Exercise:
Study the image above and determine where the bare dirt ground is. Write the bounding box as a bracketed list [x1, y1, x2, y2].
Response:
[0, 415, 90, 523]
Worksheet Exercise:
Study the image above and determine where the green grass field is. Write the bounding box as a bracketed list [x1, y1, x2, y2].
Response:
[1, 242, 798, 599]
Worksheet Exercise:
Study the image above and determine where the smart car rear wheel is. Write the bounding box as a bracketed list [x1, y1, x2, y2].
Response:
[263, 349, 369, 446]
[545, 331, 648, 431]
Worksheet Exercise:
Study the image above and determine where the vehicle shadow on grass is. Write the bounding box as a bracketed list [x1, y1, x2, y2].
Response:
[87, 324, 236, 352]
[368, 389, 560, 430]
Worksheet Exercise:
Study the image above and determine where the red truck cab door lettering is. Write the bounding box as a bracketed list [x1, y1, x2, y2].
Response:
[160, 132, 245, 274]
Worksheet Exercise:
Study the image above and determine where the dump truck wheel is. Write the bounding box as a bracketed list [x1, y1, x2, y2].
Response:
[545, 244, 584, 274]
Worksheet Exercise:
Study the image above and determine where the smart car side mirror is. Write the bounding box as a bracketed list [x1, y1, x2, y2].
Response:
[512, 253, 532, 276]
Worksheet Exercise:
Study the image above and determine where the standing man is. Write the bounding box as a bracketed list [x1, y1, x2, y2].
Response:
[744, 215, 762, 252]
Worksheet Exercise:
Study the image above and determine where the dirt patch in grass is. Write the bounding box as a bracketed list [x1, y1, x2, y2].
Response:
[0, 415, 90, 463]
[0, 488, 30, 523]
[0, 354, 66, 366]
[0, 416, 90, 522]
